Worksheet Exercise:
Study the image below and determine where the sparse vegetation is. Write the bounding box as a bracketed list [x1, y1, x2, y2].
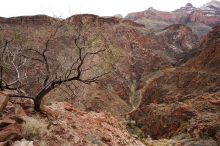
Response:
[0, 7, 220, 145]
[22, 117, 48, 140]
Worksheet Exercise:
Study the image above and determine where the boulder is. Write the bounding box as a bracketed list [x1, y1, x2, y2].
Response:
[0, 92, 9, 112]
[13, 139, 33, 146]
[0, 118, 16, 128]
[0, 123, 23, 142]
[15, 105, 27, 117]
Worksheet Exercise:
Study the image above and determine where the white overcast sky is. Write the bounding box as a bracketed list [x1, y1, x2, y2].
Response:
[0, 0, 215, 18]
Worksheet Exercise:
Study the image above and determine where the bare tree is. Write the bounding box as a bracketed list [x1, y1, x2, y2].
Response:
[0, 39, 27, 92]
[0, 23, 107, 111]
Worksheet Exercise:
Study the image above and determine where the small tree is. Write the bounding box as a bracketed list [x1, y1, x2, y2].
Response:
[0, 22, 107, 111]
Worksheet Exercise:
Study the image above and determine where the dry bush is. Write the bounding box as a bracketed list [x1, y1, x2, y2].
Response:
[22, 117, 48, 140]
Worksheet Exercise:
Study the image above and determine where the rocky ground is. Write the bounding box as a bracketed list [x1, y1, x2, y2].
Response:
[0, 96, 145, 146]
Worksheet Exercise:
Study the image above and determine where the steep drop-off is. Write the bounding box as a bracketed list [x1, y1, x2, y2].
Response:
[130, 26, 220, 145]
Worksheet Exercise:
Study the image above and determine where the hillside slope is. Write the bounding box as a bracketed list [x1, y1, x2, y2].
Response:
[130, 26, 220, 145]
[0, 14, 198, 119]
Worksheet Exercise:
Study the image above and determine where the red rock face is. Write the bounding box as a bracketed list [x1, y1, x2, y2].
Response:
[187, 26, 220, 73]
[130, 26, 220, 145]
[126, 9, 178, 23]
[157, 24, 199, 60]
[38, 102, 145, 146]
[67, 14, 144, 28]
[125, 1, 220, 36]
[188, 10, 220, 26]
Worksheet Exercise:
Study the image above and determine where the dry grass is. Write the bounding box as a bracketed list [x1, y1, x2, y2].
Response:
[22, 117, 48, 140]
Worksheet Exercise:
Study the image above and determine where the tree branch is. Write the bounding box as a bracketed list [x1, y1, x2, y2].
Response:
[8, 94, 35, 100]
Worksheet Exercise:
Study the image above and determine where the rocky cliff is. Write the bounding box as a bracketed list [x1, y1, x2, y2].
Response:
[130, 26, 220, 146]
[125, 0, 220, 36]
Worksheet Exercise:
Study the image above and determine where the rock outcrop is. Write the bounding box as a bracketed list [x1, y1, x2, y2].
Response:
[2, 101, 145, 146]
[0, 92, 9, 112]
[125, 0, 220, 36]
[187, 26, 220, 73]
[200, 0, 220, 16]
[39, 102, 145, 146]
[0, 92, 146, 146]
[0, 15, 56, 25]
[175, 3, 196, 14]
[130, 26, 220, 145]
